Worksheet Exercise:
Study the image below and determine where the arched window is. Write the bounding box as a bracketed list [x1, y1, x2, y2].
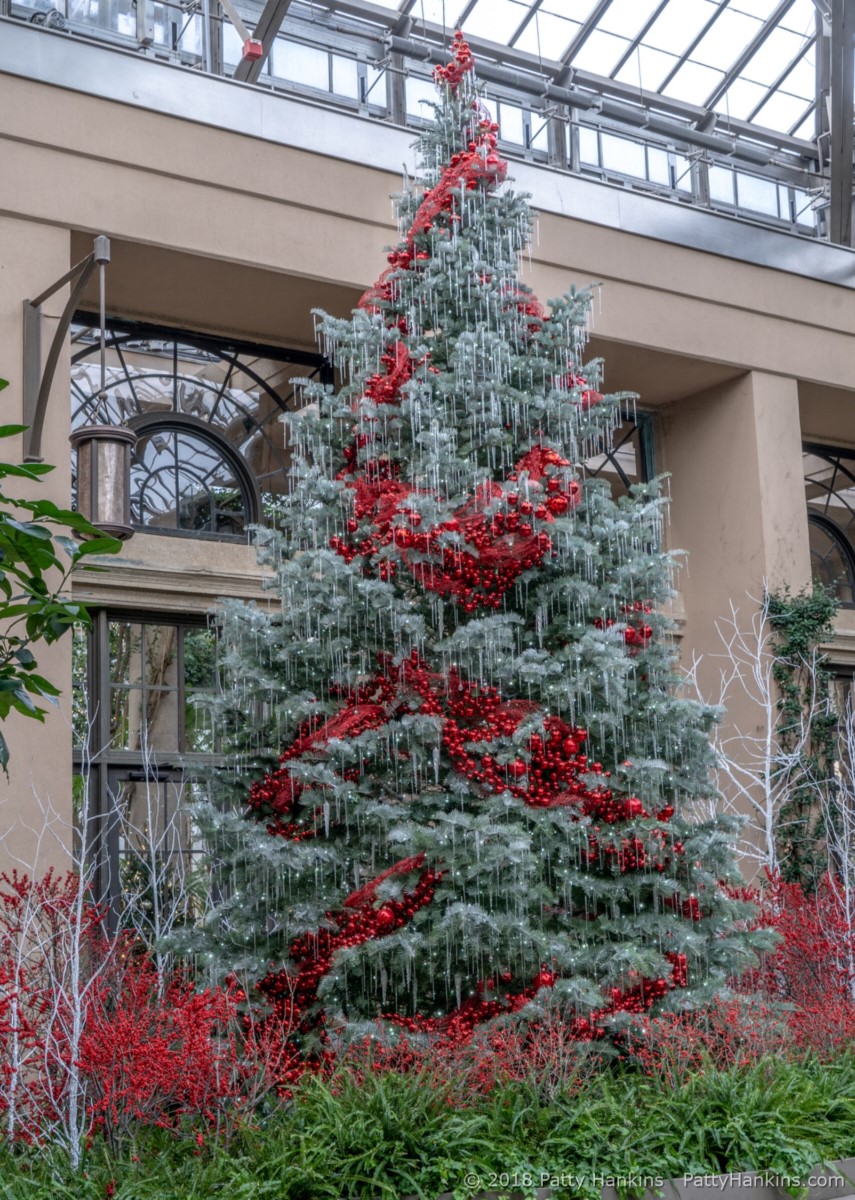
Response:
[70, 315, 329, 540]
[804, 445, 855, 607]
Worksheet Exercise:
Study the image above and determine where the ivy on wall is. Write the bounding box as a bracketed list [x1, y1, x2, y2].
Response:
[767, 585, 839, 889]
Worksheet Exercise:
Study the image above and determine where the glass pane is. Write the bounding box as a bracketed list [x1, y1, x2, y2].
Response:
[810, 522, 855, 606]
[780, 52, 816, 101]
[644, 0, 718, 55]
[110, 621, 142, 684]
[278, 41, 330, 91]
[129, 428, 248, 536]
[499, 103, 525, 145]
[223, 23, 242, 65]
[663, 60, 724, 104]
[791, 112, 816, 141]
[735, 171, 779, 216]
[782, 0, 819, 35]
[72, 624, 89, 748]
[115, 777, 204, 929]
[804, 449, 855, 606]
[714, 78, 769, 119]
[414, 0, 453, 22]
[406, 74, 438, 119]
[709, 164, 735, 204]
[463, 0, 529, 43]
[109, 623, 180, 751]
[530, 114, 549, 153]
[514, 12, 580, 55]
[615, 44, 678, 91]
[692, 9, 763, 70]
[184, 628, 218, 690]
[601, 133, 646, 179]
[752, 90, 814, 133]
[332, 55, 359, 100]
[598, 0, 662, 41]
[578, 125, 600, 165]
[584, 420, 643, 497]
[673, 154, 693, 193]
[646, 146, 670, 187]
[743, 26, 807, 87]
[570, 29, 630, 76]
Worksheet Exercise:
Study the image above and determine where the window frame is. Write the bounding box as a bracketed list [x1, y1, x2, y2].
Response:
[803, 441, 855, 610]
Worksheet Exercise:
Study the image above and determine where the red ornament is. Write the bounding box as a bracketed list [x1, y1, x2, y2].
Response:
[375, 906, 395, 932]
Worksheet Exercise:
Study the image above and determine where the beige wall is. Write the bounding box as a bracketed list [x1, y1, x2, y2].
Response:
[0, 215, 73, 872]
[2, 66, 855, 865]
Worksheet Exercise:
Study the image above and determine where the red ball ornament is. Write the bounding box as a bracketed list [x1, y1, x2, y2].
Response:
[508, 759, 527, 777]
[375, 907, 395, 932]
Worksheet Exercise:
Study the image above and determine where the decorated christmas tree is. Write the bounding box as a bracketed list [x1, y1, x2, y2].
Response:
[194, 36, 761, 1069]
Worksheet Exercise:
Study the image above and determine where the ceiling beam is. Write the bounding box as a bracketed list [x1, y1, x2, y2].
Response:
[232, 0, 294, 82]
[827, 0, 855, 244]
[701, 0, 798, 112]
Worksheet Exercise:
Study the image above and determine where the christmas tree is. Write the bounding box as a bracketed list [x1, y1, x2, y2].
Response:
[194, 35, 760, 1069]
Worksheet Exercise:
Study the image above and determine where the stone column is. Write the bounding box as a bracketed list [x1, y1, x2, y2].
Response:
[659, 371, 811, 872]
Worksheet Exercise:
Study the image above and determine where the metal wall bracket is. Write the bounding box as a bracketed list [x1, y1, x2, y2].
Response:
[22, 234, 110, 463]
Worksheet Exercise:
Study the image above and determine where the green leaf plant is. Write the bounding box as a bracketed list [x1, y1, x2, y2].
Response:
[0, 381, 121, 774]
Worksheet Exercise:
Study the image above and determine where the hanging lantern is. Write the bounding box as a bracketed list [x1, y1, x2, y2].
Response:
[70, 425, 137, 541]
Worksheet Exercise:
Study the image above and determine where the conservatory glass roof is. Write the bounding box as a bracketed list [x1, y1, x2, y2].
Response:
[314, 0, 820, 142]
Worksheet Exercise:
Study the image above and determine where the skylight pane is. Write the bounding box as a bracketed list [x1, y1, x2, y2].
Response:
[714, 78, 769, 119]
[541, 0, 602, 22]
[614, 43, 678, 91]
[779, 52, 815, 101]
[663, 60, 723, 104]
[462, 0, 529, 43]
[598, 0, 662, 41]
[570, 28, 632, 76]
[791, 111, 816, 140]
[781, 0, 818, 36]
[692, 9, 763, 70]
[730, 0, 780, 17]
[644, 0, 718, 55]
[752, 89, 814, 131]
[413, 0, 454, 26]
[514, 12, 580, 56]
[742, 26, 807, 86]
